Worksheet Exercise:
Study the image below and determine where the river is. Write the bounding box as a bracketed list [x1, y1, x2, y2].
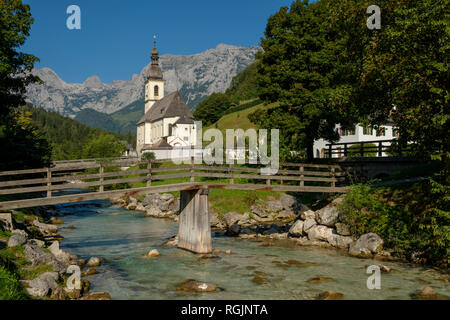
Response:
[56, 199, 449, 300]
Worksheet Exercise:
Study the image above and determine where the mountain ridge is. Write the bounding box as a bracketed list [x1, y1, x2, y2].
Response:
[26, 44, 260, 118]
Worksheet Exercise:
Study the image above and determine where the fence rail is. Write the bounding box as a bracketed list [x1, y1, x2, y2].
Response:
[325, 139, 413, 158]
[0, 158, 348, 210]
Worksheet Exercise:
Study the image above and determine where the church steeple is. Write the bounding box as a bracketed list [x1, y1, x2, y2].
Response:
[145, 35, 164, 114]
[147, 36, 163, 80]
[151, 36, 160, 66]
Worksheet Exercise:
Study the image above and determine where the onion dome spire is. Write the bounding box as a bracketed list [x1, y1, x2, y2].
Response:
[147, 35, 163, 80]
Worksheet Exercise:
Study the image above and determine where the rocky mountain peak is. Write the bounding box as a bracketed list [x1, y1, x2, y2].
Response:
[25, 44, 260, 117]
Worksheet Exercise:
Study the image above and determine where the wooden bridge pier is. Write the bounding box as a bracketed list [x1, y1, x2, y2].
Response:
[177, 188, 212, 254]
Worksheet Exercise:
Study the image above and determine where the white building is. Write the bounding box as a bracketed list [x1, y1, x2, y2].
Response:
[313, 123, 398, 158]
[136, 42, 196, 159]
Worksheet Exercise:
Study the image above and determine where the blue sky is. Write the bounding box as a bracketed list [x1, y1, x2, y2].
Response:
[22, 0, 294, 84]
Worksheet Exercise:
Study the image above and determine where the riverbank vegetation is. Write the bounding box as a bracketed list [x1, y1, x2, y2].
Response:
[0, 209, 44, 300]
[338, 173, 449, 267]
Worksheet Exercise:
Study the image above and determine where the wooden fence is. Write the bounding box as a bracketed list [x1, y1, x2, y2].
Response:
[325, 139, 413, 158]
[0, 159, 348, 210]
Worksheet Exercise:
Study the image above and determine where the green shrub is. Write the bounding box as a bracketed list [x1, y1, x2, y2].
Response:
[338, 180, 449, 266]
[0, 266, 28, 300]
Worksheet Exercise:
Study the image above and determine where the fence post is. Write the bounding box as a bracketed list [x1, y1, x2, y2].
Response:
[190, 156, 195, 182]
[99, 164, 104, 192]
[147, 159, 152, 187]
[229, 163, 234, 184]
[328, 145, 332, 159]
[398, 143, 403, 157]
[280, 164, 284, 185]
[344, 144, 348, 157]
[378, 141, 383, 157]
[331, 167, 336, 188]
[299, 166, 304, 187]
[360, 142, 364, 157]
[46, 167, 52, 198]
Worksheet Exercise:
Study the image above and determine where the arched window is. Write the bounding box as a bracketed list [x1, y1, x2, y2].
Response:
[154, 85, 159, 97]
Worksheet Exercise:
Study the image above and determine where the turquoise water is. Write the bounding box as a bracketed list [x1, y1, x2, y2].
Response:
[57, 200, 449, 300]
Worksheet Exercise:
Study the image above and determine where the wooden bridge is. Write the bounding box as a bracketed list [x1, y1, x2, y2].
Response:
[0, 158, 347, 254]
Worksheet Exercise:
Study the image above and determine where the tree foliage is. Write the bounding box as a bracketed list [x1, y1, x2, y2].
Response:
[82, 133, 126, 159]
[193, 93, 232, 126]
[193, 61, 263, 126]
[0, 110, 51, 171]
[252, 0, 355, 161]
[0, 0, 40, 118]
[252, 0, 448, 163]
[331, 0, 449, 160]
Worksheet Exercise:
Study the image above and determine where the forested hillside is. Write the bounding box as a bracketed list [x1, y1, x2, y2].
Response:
[193, 60, 262, 126]
[22, 105, 135, 161]
[74, 98, 144, 135]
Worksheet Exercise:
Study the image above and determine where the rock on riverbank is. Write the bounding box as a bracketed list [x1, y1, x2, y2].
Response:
[0, 210, 111, 300]
[117, 191, 392, 261]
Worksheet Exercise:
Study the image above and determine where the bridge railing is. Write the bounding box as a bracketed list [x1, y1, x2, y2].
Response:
[0, 159, 347, 209]
[325, 139, 414, 158]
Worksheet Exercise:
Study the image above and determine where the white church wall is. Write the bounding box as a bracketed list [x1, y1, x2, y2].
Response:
[144, 122, 152, 145]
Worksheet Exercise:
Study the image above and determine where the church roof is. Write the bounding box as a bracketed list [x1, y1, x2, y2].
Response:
[174, 115, 195, 125]
[142, 138, 173, 150]
[137, 91, 194, 125]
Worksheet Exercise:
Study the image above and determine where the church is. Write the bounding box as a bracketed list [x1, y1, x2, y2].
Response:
[136, 41, 197, 158]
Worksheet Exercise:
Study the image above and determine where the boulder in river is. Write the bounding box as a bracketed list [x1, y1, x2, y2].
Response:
[301, 210, 316, 220]
[349, 233, 384, 257]
[49, 217, 64, 225]
[146, 249, 160, 258]
[50, 287, 67, 300]
[87, 257, 103, 267]
[327, 234, 353, 249]
[307, 225, 334, 242]
[48, 241, 73, 264]
[32, 218, 58, 235]
[223, 212, 242, 227]
[335, 223, 351, 236]
[21, 272, 59, 297]
[227, 223, 241, 236]
[315, 203, 340, 227]
[64, 288, 82, 300]
[80, 292, 112, 300]
[307, 277, 336, 284]
[177, 280, 218, 293]
[288, 220, 304, 237]
[24, 244, 67, 275]
[317, 290, 343, 300]
[303, 218, 316, 232]
[250, 204, 269, 218]
[81, 268, 99, 277]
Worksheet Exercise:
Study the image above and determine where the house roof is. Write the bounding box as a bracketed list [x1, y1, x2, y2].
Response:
[137, 91, 193, 125]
